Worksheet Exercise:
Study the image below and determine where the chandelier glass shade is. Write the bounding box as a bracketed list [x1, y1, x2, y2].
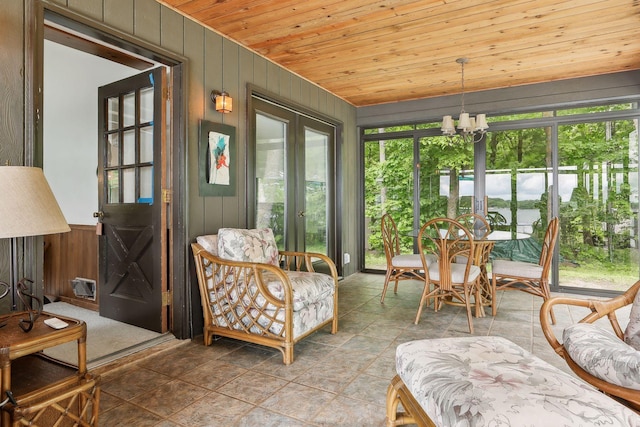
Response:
[441, 58, 489, 144]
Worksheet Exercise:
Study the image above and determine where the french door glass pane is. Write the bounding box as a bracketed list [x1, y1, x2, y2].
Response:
[140, 126, 153, 163]
[255, 113, 286, 247]
[558, 118, 639, 291]
[140, 166, 153, 202]
[123, 92, 135, 127]
[107, 97, 119, 131]
[122, 168, 135, 203]
[107, 134, 119, 167]
[107, 170, 119, 203]
[304, 128, 328, 254]
[139, 87, 153, 123]
[123, 130, 135, 165]
[363, 138, 414, 270]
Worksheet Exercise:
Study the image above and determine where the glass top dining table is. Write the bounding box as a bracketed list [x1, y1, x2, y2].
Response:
[406, 229, 531, 241]
[407, 227, 532, 313]
[481, 230, 531, 241]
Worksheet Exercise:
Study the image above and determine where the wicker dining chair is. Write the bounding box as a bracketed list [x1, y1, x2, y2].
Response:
[415, 217, 482, 333]
[455, 212, 491, 239]
[491, 216, 559, 323]
[380, 213, 424, 303]
[540, 280, 640, 411]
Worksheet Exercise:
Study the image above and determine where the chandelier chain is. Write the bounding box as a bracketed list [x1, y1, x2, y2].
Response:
[458, 57, 467, 114]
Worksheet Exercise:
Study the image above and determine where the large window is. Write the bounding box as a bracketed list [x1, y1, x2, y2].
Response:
[363, 103, 640, 294]
[557, 116, 639, 291]
[364, 130, 475, 269]
[364, 137, 416, 269]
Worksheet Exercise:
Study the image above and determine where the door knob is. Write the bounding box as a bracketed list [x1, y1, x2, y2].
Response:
[93, 211, 104, 219]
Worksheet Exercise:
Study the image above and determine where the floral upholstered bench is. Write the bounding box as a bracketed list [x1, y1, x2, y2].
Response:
[386, 336, 640, 427]
[191, 228, 338, 365]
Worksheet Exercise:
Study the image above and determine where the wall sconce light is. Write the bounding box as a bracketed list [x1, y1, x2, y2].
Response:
[210, 90, 232, 113]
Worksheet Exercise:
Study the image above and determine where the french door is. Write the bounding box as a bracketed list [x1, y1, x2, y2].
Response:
[250, 96, 335, 258]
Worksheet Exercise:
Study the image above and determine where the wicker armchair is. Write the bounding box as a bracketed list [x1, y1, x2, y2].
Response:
[191, 228, 338, 365]
[540, 280, 640, 411]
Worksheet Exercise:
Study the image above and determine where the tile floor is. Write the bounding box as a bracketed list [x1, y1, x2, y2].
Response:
[96, 272, 623, 426]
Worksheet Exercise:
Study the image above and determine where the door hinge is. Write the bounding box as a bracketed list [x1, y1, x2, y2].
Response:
[162, 189, 172, 203]
[162, 291, 172, 306]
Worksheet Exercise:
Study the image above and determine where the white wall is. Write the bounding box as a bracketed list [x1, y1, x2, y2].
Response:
[43, 40, 139, 225]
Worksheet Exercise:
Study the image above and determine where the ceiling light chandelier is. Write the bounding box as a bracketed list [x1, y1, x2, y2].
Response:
[441, 57, 488, 144]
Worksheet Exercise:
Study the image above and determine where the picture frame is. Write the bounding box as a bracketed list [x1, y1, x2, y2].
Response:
[199, 120, 236, 196]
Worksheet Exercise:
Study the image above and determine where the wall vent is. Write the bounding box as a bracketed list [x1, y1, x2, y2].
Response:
[71, 277, 96, 301]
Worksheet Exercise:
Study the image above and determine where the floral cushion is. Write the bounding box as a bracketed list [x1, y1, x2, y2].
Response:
[196, 234, 218, 256]
[564, 323, 640, 390]
[246, 270, 335, 312]
[396, 336, 640, 427]
[217, 228, 279, 266]
[625, 288, 640, 350]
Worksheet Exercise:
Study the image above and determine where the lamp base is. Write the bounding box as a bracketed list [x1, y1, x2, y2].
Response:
[0, 281, 9, 327]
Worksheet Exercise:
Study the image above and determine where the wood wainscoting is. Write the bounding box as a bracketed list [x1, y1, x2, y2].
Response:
[44, 224, 99, 310]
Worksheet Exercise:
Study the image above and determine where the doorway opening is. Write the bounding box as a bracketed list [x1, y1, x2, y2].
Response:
[40, 11, 184, 365]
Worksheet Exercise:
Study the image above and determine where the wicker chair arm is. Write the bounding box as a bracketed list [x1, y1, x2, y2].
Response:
[541, 280, 640, 357]
[541, 297, 591, 356]
[277, 250, 339, 281]
[192, 243, 294, 308]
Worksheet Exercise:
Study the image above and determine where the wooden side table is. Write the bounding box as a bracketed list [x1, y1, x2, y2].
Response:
[0, 311, 98, 427]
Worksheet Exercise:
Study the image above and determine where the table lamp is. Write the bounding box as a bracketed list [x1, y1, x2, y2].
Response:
[0, 166, 70, 329]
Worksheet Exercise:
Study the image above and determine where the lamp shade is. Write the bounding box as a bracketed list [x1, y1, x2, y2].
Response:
[457, 113, 472, 130]
[441, 115, 455, 134]
[475, 114, 489, 130]
[0, 166, 70, 238]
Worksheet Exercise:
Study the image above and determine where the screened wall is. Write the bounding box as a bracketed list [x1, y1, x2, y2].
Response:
[362, 103, 640, 294]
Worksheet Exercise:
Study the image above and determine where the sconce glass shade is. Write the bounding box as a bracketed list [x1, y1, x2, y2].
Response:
[211, 90, 233, 113]
[0, 166, 70, 239]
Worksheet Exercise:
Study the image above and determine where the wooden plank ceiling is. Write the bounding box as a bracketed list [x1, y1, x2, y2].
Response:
[158, 0, 640, 107]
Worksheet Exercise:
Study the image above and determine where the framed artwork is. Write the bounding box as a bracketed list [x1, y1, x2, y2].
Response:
[199, 120, 236, 196]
